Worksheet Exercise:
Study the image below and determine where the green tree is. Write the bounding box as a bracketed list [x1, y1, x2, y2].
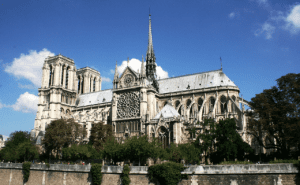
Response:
[89, 121, 113, 152]
[43, 119, 87, 158]
[103, 136, 123, 164]
[194, 119, 216, 163]
[0, 131, 38, 162]
[123, 135, 151, 166]
[165, 143, 182, 163]
[213, 119, 252, 162]
[62, 144, 96, 161]
[248, 73, 300, 157]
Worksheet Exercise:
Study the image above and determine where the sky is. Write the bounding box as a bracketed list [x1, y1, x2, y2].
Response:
[0, 0, 299, 139]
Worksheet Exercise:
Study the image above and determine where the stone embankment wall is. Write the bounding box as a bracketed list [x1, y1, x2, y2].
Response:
[0, 163, 299, 185]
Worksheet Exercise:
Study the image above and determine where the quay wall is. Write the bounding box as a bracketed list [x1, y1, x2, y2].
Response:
[0, 163, 299, 185]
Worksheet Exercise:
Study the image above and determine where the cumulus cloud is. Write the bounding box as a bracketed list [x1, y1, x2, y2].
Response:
[4, 49, 55, 87]
[102, 77, 112, 82]
[116, 58, 169, 79]
[10, 92, 39, 113]
[18, 83, 35, 89]
[285, 4, 300, 33]
[229, 12, 235, 19]
[255, 22, 275, 39]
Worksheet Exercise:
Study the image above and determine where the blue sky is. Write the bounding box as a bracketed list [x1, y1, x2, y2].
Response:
[0, 0, 300, 139]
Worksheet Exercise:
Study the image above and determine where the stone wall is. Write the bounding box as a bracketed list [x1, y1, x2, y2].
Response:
[0, 163, 299, 185]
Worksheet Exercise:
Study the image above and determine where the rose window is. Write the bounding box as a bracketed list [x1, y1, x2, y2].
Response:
[117, 92, 140, 118]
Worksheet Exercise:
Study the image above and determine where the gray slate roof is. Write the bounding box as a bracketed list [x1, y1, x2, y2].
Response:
[76, 89, 113, 107]
[158, 70, 237, 94]
[153, 103, 180, 119]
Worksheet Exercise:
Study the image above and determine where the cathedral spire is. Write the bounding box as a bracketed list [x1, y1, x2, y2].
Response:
[146, 13, 158, 92]
[114, 61, 119, 81]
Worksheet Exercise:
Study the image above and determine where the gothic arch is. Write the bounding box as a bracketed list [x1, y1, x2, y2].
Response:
[220, 95, 228, 113]
[155, 126, 169, 149]
[209, 96, 216, 113]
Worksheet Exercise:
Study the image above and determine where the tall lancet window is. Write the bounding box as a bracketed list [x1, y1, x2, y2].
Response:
[93, 78, 96, 92]
[220, 95, 227, 113]
[209, 97, 215, 112]
[81, 77, 84, 94]
[78, 77, 80, 93]
[61, 65, 64, 85]
[49, 65, 53, 87]
[65, 68, 69, 89]
[231, 96, 236, 113]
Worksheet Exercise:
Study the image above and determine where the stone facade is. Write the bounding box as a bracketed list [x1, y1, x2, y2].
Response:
[32, 15, 252, 147]
[0, 163, 299, 185]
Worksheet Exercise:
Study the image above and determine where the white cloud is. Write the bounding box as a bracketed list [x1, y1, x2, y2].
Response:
[117, 58, 169, 79]
[4, 49, 55, 87]
[257, 0, 267, 5]
[110, 69, 115, 74]
[2, 135, 9, 141]
[0, 102, 3, 109]
[255, 22, 275, 39]
[229, 12, 235, 19]
[285, 4, 300, 33]
[10, 92, 39, 113]
[18, 83, 35, 89]
[102, 77, 111, 82]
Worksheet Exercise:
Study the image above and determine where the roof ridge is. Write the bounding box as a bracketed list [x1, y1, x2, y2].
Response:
[158, 69, 222, 81]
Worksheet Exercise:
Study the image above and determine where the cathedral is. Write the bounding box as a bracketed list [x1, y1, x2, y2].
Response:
[32, 15, 251, 147]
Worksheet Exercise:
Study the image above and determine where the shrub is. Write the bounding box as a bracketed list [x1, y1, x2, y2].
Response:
[22, 162, 31, 183]
[219, 161, 253, 165]
[121, 164, 131, 185]
[148, 162, 188, 185]
[269, 159, 299, 164]
[45, 163, 50, 168]
[91, 163, 102, 185]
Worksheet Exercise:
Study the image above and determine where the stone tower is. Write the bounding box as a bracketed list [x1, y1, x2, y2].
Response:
[33, 54, 78, 137]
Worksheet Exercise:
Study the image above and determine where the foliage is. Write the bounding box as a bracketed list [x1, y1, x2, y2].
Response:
[122, 135, 152, 165]
[0, 131, 38, 162]
[148, 162, 187, 185]
[22, 162, 31, 183]
[247, 73, 300, 157]
[269, 159, 300, 164]
[165, 143, 182, 163]
[43, 119, 87, 158]
[213, 119, 252, 163]
[46, 163, 50, 168]
[103, 136, 123, 164]
[91, 163, 102, 185]
[62, 144, 96, 161]
[17, 142, 39, 162]
[149, 137, 168, 162]
[178, 143, 201, 164]
[121, 164, 131, 185]
[219, 161, 253, 165]
[89, 121, 113, 152]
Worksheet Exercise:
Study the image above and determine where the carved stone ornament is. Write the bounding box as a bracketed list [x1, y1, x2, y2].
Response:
[123, 74, 134, 87]
[117, 91, 140, 118]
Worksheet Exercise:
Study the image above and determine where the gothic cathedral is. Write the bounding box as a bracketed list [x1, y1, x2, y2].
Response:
[32, 15, 251, 147]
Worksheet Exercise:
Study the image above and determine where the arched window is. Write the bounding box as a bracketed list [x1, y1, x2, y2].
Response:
[81, 77, 84, 94]
[65, 96, 68, 104]
[93, 78, 96, 92]
[220, 95, 227, 113]
[78, 77, 81, 93]
[61, 65, 64, 85]
[186, 99, 191, 108]
[61, 108, 64, 114]
[209, 97, 215, 112]
[178, 105, 183, 116]
[65, 67, 69, 89]
[198, 98, 203, 110]
[49, 65, 53, 87]
[175, 100, 180, 109]
[231, 96, 236, 113]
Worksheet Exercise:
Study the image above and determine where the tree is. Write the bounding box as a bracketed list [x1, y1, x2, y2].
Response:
[213, 119, 252, 162]
[43, 119, 87, 158]
[248, 73, 300, 157]
[89, 121, 113, 152]
[194, 119, 216, 163]
[103, 136, 123, 164]
[62, 144, 97, 161]
[0, 131, 38, 162]
[123, 135, 152, 166]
